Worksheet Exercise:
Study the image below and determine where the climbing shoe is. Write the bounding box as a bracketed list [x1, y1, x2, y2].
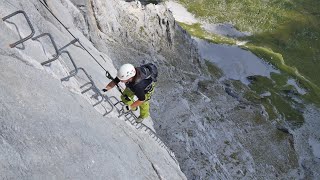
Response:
[136, 116, 145, 123]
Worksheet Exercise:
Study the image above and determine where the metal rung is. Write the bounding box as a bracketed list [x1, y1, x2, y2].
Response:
[57, 38, 78, 52]
[33, 34, 78, 65]
[92, 88, 104, 107]
[95, 94, 178, 163]
[75, 68, 105, 107]
[102, 96, 114, 116]
[77, 67, 95, 91]
[2, 10, 35, 48]
[92, 95, 103, 107]
[32, 33, 60, 64]
[58, 51, 78, 81]
[80, 82, 94, 94]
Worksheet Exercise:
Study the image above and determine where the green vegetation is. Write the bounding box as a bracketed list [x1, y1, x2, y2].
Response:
[252, 113, 265, 124]
[230, 152, 238, 160]
[205, 116, 215, 124]
[205, 59, 223, 78]
[247, 75, 304, 126]
[242, 44, 320, 106]
[187, 129, 194, 137]
[274, 129, 289, 141]
[242, 76, 303, 126]
[173, 0, 320, 126]
[178, 22, 236, 45]
[176, 0, 320, 103]
[178, 0, 308, 34]
[224, 141, 230, 145]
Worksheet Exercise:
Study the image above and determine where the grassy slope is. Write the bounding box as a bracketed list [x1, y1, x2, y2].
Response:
[175, 0, 320, 126]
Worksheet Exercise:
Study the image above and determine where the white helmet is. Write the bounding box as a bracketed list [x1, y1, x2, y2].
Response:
[117, 64, 136, 80]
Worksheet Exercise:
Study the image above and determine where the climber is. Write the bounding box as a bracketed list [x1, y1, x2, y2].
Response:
[102, 63, 158, 123]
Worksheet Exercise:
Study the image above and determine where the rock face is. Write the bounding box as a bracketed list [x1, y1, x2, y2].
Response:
[82, 0, 202, 78]
[1, 0, 319, 179]
[0, 0, 186, 179]
[75, 0, 302, 179]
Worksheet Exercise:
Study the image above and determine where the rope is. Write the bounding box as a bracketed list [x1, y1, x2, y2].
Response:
[37, 0, 107, 72]
[37, 0, 126, 95]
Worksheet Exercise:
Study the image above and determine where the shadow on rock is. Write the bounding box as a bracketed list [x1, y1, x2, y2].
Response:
[124, 0, 161, 5]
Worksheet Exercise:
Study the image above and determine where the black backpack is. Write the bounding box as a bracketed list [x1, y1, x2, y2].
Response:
[140, 63, 158, 82]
